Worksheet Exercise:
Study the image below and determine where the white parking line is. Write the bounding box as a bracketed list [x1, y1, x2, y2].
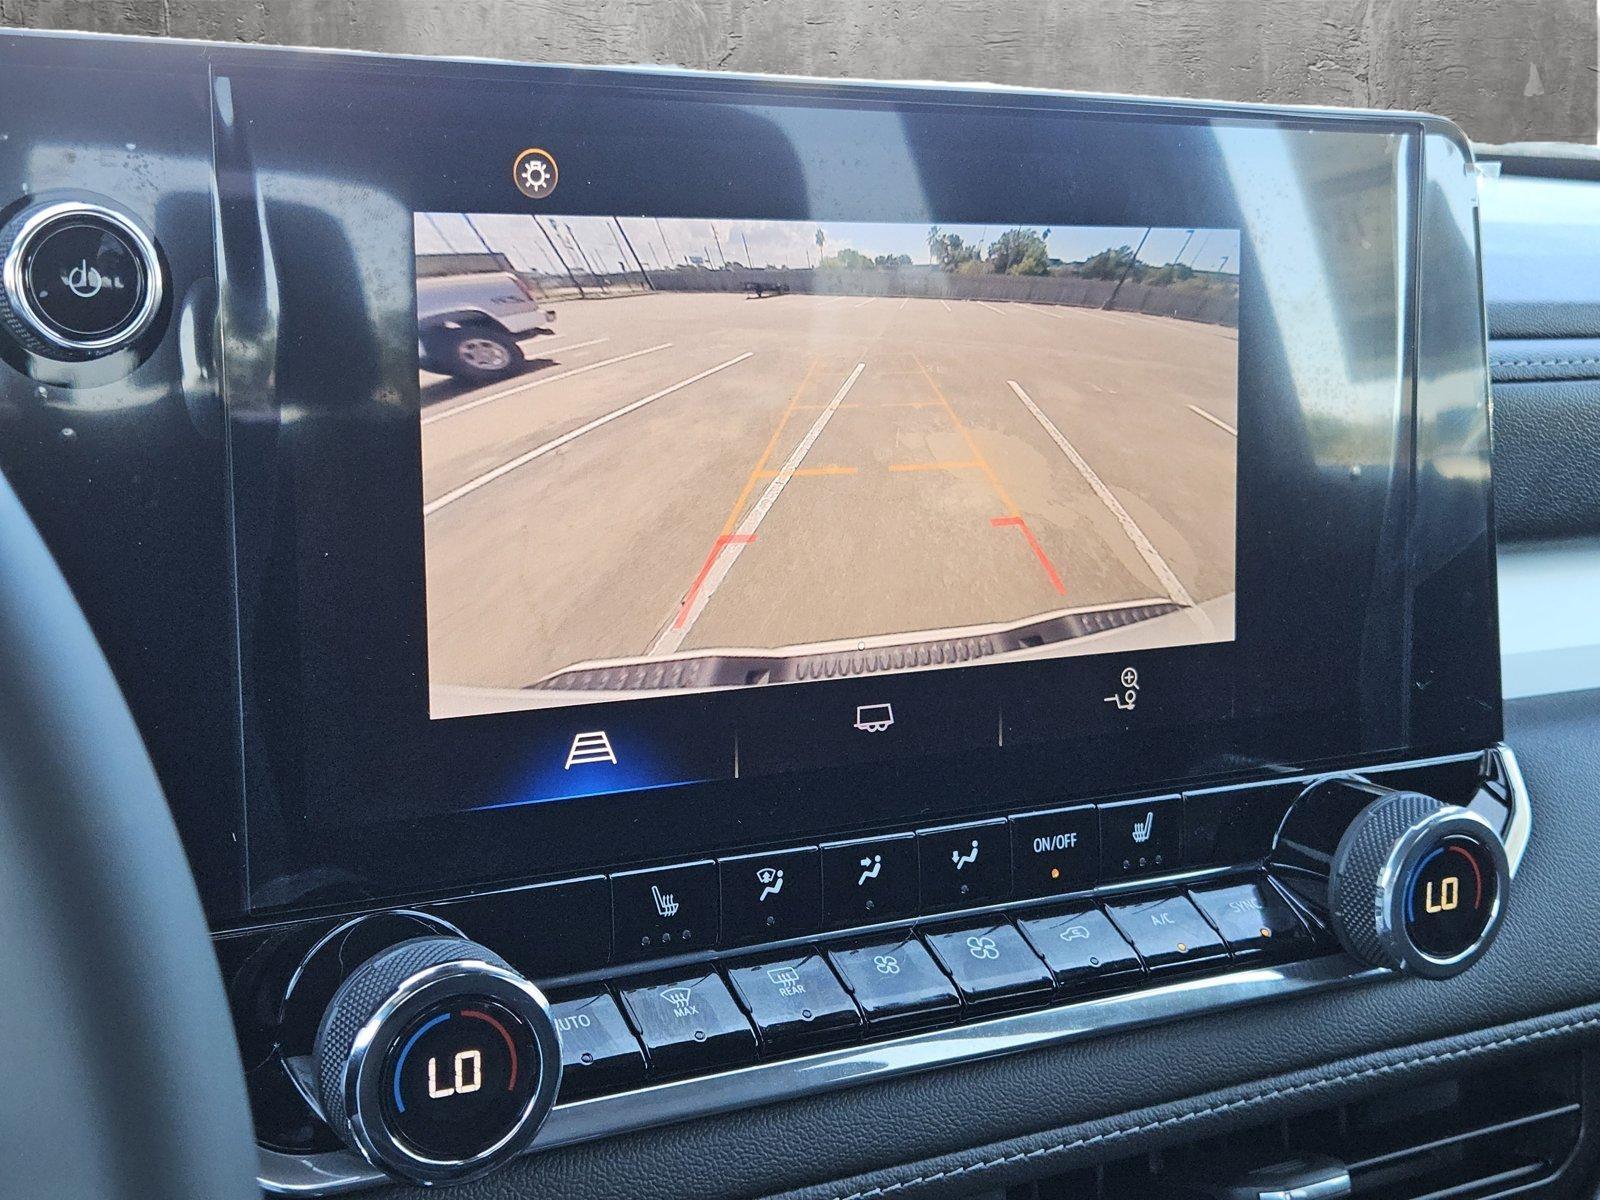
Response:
[1007, 379, 1194, 608]
[424, 351, 754, 517]
[939, 299, 951, 312]
[976, 301, 1010, 316]
[1029, 303, 1123, 326]
[421, 342, 672, 426]
[852, 297, 876, 308]
[1187, 403, 1238, 436]
[652, 362, 866, 654]
[515, 334, 607, 352]
[898, 296, 909, 310]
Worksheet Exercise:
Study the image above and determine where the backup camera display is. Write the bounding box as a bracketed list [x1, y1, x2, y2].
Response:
[416, 214, 1240, 719]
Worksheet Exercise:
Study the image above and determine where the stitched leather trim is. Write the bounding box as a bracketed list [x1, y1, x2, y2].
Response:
[1498, 358, 1600, 369]
[829, 1013, 1600, 1200]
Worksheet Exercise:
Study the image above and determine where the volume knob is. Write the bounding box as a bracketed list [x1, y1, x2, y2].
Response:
[0, 200, 163, 359]
[313, 937, 561, 1185]
[1327, 790, 1509, 979]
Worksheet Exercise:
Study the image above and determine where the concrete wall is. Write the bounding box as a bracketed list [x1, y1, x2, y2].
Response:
[646, 267, 1241, 326]
[2, 0, 1594, 144]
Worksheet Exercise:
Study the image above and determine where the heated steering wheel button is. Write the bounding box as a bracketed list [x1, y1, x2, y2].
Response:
[922, 921, 1052, 1008]
[619, 972, 757, 1076]
[549, 992, 645, 1100]
[1106, 893, 1227, 969]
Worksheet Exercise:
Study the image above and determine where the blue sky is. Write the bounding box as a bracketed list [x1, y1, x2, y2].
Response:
[417, 214, 1241, 276]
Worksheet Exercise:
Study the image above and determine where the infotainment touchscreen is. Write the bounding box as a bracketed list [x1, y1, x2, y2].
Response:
[415, 215, 1240, 719]
[170, 50, 1501, 914]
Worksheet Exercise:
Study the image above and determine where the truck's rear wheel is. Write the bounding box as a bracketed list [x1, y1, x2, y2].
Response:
[425, 325, 524, 382]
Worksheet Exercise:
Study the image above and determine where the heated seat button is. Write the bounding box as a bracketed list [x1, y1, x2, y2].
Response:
[1106, 893, 1228, 969]
[921, 921, 1053, 1008]
[1100, 794, 1182, 877]
[822, 833, 919, 929]
[1016, 907, 1143, 987]
[1011, 805, 1100, 897]
[619, 972, 757, 1076]
[1189, 880, 1305, 956]
[827, 936, 960, 1027]
[719, 847, 821, 946]
[611, 861, 718, 961]
[726, 954, 861, 1049]
[549, 992, 646, 1100]
[918, 820, 1011, 912]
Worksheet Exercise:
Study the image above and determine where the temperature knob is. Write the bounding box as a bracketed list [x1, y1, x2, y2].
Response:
[1275, 780, 1509, 979]
[1329, 790, 1508, 978]
[313, 937, 561, 1185]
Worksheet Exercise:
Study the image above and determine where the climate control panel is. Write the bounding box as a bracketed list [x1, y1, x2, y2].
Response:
[224, 747, 1529, 1194]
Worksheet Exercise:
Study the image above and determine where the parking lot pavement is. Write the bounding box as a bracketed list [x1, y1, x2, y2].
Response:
[420, 290, 1238, 695]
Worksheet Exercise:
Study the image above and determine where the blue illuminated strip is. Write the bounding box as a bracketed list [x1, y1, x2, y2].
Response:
[1404, 847, 1446, 924]
[471, 775, 710, 811]
[391, 1011, 450, 1114]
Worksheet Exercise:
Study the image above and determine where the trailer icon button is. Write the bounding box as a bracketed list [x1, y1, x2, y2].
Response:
[853, 703, 895, 733]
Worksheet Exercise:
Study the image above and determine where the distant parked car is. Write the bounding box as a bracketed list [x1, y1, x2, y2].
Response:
[417, 270, 556, 381]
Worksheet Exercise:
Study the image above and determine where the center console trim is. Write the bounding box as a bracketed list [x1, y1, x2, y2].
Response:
[256, 744, 1531, 1196]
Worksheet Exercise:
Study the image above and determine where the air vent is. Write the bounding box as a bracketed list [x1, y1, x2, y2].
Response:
[1001, 1049, 1588, 1200]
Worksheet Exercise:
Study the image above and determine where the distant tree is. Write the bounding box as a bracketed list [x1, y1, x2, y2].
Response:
[874, 253, 913, 268]
[987, 227, 1052, 276]
[1144, 261, 1196, 286]
[1077, 244, 1139, 280]
[927, 225, 980, 272]
[820, 247, 875, 270]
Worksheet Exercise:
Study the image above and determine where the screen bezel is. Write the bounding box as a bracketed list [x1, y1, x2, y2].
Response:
[205, 53, 1500, 922]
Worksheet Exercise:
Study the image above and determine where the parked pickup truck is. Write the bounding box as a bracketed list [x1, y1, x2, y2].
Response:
[416, 270, 556, 381]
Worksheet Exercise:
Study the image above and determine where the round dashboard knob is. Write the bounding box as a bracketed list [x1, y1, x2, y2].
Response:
[1327, 790, 1509, 979]
[313, 937, 561, 1186]
[0, 200, 164, 359]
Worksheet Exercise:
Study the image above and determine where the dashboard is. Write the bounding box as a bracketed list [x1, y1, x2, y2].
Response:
[3, 27, 1597, 1200]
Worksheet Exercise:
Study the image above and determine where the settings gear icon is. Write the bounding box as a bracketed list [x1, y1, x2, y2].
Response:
[520, 158, 550, 190]
[512, 148, 558, 199]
